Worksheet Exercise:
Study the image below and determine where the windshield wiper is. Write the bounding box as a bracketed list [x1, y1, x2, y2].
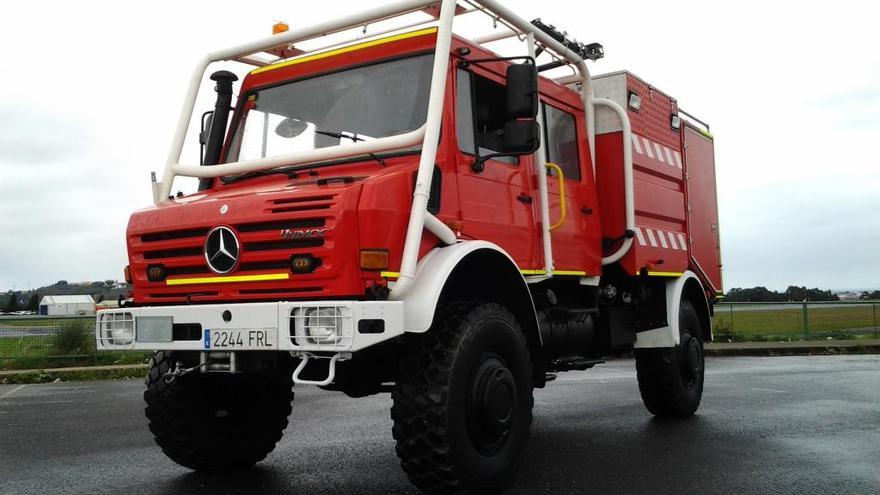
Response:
[315, 130, 386, 166]
[222, 130, 396, 185]
[220, 167, 299, 185]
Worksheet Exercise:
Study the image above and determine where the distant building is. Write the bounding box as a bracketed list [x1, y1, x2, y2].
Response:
[39, 295, 96, 316]
[837, 292, 862, 302]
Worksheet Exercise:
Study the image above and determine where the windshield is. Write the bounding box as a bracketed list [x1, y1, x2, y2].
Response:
[227, 54, 434, 163]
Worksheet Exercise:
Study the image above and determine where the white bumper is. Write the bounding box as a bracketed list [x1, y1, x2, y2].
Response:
[95, 301, 405, 353]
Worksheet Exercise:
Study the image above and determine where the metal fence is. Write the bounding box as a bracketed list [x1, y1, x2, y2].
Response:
[712, 301, 880, 342]
[0, 315, 150, 369]
[2, 302, 877, 365]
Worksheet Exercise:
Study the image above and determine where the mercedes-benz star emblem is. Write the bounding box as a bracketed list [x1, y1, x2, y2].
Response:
[204, 226, 240, 274]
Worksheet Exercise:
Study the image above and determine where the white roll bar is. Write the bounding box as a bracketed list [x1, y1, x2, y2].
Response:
[156, 0, 633, 295]
[594, 98, 635, 265]
[527, 32, 554, 278]
[391, 0, 458, 296]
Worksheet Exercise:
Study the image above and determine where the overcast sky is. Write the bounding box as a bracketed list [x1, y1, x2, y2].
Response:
[1, 0, 878, 292]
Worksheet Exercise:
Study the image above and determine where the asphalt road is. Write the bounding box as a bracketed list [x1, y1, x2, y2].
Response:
[1, 355, 878, 494]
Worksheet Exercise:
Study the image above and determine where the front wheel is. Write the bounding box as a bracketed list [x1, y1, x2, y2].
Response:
[635, 299, 705, 417]
[392, 302, 534, 494]
[144, 351, 294, 470]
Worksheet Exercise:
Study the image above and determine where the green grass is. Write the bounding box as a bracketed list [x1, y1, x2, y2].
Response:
[713, 306, 880, 341]
[0, 367, 148, 384]
[0, 336, 52, 358]
[0, 352, 151, 371]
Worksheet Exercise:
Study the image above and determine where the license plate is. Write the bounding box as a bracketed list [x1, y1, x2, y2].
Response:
[204, 328, 276, 350]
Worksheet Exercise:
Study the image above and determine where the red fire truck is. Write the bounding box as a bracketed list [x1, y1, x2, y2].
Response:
[97, 1, 722, 492]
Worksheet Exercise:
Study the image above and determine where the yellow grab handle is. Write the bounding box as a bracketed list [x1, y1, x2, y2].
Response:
[545, 162, 567, 231]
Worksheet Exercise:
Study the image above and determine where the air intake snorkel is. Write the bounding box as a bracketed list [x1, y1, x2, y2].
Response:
[199, 70, 239, 190]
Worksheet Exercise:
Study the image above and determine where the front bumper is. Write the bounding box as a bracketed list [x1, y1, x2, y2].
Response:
[96, 301, 404, 353]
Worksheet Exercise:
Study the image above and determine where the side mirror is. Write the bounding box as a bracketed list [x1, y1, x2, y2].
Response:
[501, 121, 540, 154]
[199, 111, 214, 165]
[472, 63, 541, 172]
[506, 63, 538, 119]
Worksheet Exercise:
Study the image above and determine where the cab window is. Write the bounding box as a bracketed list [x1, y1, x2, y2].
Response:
[456, 69, 517, 164]
[543, 104, 581, 181]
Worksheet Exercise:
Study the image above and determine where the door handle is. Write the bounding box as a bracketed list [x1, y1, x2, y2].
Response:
[545, 163, 567, 231]
[517, 193, 533, 204]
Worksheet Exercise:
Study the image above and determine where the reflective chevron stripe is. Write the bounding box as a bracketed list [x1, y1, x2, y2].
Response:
[634, 227, 688, 251]
[630, 134, 683, 169]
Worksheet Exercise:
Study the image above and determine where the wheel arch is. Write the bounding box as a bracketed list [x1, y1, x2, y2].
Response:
[634, 270, 711, 348]
[394, 241, 541, 351]
[682, 276, 712, 343]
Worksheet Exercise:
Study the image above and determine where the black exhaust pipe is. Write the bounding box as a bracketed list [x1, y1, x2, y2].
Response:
[200, 70, 238, 190]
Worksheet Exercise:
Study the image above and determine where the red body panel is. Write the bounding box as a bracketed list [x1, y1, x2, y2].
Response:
[683, 125, 723, 293]
[594, 72, 719, 290]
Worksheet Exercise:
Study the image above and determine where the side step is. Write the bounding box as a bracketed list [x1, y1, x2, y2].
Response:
[549, 358, 604, 373]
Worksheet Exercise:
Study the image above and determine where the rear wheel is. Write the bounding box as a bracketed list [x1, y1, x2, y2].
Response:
[144, 351, 294, 470]
[635, 299, 705, 417]
[392, 302, 534, 494]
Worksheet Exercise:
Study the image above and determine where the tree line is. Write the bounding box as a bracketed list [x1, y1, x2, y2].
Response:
[860, 290, 880, 300]
[723, 286, 840, 302]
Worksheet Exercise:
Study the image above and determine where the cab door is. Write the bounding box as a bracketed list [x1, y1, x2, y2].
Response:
[454, 66, 538, 269]
[541, 101, 602, 276]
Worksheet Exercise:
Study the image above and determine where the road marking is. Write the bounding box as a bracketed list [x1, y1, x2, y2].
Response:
[749, 387, 788, 394]
[0, 384, 26, 400]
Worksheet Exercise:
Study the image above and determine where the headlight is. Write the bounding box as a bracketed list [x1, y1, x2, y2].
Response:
[101, 312, 134, 345]
[303, 307, 343, 345]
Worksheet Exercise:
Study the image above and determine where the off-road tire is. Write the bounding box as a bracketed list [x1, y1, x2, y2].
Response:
[392, 302, 534, 494]
[144, 351, 294, 470]
[635, 299, 705, 417]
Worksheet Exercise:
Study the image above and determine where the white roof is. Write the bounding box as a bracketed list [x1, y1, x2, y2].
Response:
[40, 295, 95, 305]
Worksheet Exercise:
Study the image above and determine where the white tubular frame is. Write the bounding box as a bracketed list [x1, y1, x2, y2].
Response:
[527, 32, 554, 278]
[157, 0, 634, 295]
[594, 98, 635, 265]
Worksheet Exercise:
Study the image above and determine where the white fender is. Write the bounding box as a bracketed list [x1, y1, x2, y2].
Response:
[634, 270, 708, 349]
[391, 240, 527, 333]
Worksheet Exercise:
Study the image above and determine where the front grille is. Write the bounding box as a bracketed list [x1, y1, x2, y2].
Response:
[269, 195, 337, 214]
[133, 193, 340, 303]
[142, 227, 210, 243]
[244, 239, 324, 252]
[237, 218, 325, 232]
[143, 247, 203, 260]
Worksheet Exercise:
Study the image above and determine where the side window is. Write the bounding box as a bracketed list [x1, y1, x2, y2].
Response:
[544, 104, 581, 181]
[456, 69, 475, 154]
[456, 69, 517, 164]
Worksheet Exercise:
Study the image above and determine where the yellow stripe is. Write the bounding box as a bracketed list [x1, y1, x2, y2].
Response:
[554, 270, 587, 276]
[520, 269, 588, 277]
[166, 273, 290, 286]
[646, 271, 684, 278]
[380, 271, 401, 279]
[251, 27, 439, 75]
[520, 269, 547, 276]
